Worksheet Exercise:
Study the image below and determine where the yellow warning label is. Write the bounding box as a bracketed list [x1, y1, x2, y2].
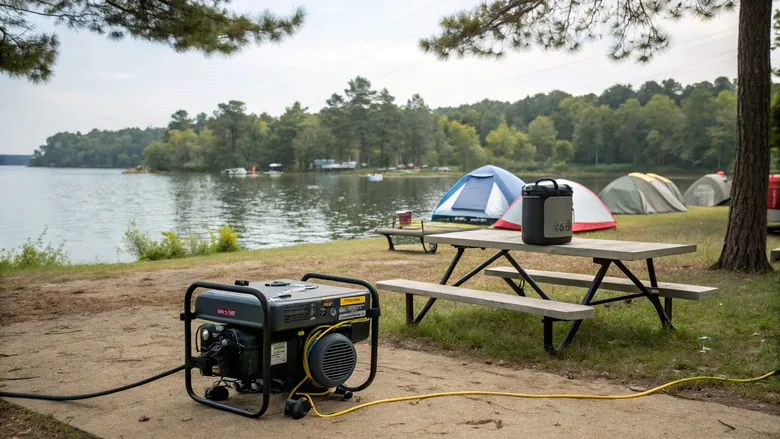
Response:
[340, 296, 366, 306]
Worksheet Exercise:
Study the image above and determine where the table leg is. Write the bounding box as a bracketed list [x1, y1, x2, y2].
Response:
[503, 253, 551, 300]
[412, 247, 465, 325]
[554, 260, 611, 353]
[441, 247, 466, 284]
[647, 258, 672, 326]
[384, 234, 395, 251]
[405, 294, 414, 324]
[543, 317, 555, 354]
[502, 278, 525, 296]
[614, 260, 673, 330]
[414, 248, 505, 325]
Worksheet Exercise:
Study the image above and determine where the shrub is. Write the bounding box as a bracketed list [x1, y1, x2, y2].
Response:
[0, 230, 70, 273]
[551, 161, 569, 173]
[122, 221, 243, 261]
[212, 225, 241, 253]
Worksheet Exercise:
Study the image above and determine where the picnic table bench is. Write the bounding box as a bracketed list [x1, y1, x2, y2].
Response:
[374, 210, 477, 254]
[771, 247, 780, 262]
[377, 228, 717, 355]
[376, 279, 595, 353]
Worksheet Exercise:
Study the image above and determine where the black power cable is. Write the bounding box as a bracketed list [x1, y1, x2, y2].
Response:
[0, 365, 185, 401]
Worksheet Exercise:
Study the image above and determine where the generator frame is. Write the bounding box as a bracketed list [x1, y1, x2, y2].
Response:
[181, 273, 380, 418]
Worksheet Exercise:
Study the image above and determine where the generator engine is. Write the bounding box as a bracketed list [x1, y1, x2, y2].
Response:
[182, 273, 379, 419]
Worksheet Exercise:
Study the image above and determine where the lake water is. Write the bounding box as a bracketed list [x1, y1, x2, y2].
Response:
[0, 167, 695, 263]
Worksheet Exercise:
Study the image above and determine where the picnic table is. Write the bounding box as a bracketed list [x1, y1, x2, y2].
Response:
[377, 228, 717, 355]
[374, 210, 478, 254]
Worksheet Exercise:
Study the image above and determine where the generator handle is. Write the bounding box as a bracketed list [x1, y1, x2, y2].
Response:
[183, 281, 271, 418]
[300, 273, 379, 392]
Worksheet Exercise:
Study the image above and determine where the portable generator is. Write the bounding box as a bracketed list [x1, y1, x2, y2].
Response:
[181, 273, 379, 419]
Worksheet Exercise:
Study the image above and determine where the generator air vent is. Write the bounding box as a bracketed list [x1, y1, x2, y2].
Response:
[308, 333, 357, 387]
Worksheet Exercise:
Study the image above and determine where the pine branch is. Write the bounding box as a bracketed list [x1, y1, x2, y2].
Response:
[420, 0, 733, 63]
[1, 0, 306, 82]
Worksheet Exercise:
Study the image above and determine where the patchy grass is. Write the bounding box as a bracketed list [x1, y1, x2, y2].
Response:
[382, 208, 780, 404]
[0, 230, 70, 273]
[2, 207, 779, 408]
[0, 400, 98, 439]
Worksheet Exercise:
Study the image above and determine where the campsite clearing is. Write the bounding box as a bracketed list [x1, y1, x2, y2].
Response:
[1, 207, 778, 411]
[2, 307, 780, 439]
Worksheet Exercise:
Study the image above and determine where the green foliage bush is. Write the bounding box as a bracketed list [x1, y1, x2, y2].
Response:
[0, 230, 70, 273]
[123, 221, 242, 261]
[550, 161, 569, 173]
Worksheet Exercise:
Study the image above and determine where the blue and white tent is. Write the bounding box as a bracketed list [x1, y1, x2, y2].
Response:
[431, 165, 526, 225]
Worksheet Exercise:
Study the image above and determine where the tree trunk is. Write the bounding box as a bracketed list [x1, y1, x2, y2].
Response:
[712, 0, 773, 272]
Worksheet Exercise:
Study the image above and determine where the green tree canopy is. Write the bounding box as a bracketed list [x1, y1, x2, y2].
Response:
[527, 116, 557, 162]
[419, 0, 773, 272]
[1, 0, 305, 82]
[31, 75, 752, 174]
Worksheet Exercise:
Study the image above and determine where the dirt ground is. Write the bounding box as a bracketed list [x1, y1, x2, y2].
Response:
[2, 306, 779, 439]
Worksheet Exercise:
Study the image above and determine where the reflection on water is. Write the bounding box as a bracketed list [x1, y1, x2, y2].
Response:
[0, 168, 457, 263]
[0, 167, 695, 263]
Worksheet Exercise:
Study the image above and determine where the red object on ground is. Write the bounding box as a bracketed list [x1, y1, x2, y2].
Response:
[396, 210, 413, 226]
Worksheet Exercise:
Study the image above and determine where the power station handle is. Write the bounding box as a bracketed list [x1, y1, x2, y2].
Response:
[533, 178, 559, 190]
[299, 273, 379, 392]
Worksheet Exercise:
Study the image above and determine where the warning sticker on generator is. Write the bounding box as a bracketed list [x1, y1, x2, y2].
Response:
[338, 303, 367, 320]
[270, 342, 287, 366]
[340, 296, 366, 306]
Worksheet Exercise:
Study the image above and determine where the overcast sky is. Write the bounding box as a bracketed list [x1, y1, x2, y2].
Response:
[0, 0, 764, 154]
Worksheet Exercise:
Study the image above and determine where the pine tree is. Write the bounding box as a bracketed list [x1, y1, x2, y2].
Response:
[420, 0, 773, 272]
[1, 1, 305, 82]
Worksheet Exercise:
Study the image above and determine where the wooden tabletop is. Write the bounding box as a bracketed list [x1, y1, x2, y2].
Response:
[425, 228, 696, 261]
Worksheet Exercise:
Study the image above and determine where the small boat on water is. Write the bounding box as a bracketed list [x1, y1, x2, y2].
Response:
[222, 168, 247, 176]
[367, 173, 384, 182]
[265, 163, 283, 176]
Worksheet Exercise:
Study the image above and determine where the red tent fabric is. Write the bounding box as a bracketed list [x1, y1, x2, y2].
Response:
[493, 179, 616, 232]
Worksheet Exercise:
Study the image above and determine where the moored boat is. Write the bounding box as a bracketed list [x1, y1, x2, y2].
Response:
[221, 168, 247, 176]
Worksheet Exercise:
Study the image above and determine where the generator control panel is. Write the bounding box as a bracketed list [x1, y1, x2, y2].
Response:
[193, 279, 370, 331]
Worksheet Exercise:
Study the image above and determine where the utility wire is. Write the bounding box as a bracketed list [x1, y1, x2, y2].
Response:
[260, 26, 438, 95]
[266, 25, 736, 104]
[256, 0, 449, 83]
[623, 49, 737, 85]
[425, 27, 738, 100]
[258, 23, 441, 96]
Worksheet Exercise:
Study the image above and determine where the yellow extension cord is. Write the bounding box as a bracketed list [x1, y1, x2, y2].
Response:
[289, 320, 778, 419]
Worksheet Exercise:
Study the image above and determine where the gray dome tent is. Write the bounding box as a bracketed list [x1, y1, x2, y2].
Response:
[683, 174, 731, 206]
[598, 173, 688, 214]
[646, 173, 685, 204]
